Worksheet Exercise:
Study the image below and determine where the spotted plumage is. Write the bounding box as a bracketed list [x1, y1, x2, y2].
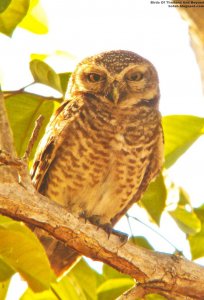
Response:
[31, 50, 164, 275]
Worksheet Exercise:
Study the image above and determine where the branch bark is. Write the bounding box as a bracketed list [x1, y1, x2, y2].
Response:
[0, 175, 204, 299]
[1, 93, 204, 299]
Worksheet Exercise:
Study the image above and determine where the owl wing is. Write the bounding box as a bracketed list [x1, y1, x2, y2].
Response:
[31, 97, 84, 191]
[30, 97, 85, 276]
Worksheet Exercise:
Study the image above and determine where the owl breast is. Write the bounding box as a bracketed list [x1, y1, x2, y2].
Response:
[42, 98, 163, 225]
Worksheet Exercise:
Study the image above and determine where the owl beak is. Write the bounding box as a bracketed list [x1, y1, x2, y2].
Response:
[107, 81, 120, 104]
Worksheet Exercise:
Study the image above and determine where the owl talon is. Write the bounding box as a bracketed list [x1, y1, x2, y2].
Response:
[79, 210, 88, 223]
[101, 223, 112, 239]
[111, 229, 129, 243]
[101, 223, 128, 242]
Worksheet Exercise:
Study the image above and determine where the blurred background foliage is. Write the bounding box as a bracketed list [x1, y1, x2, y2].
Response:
[1, 0, 204, 299]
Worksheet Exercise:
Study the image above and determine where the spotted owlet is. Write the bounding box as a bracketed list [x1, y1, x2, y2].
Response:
[31, 50, 164, 276]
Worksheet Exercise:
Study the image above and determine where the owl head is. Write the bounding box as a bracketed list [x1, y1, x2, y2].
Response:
[67, 50, 159, 107]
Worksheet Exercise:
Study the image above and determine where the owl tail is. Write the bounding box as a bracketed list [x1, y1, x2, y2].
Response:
[33, 227, 80, 276]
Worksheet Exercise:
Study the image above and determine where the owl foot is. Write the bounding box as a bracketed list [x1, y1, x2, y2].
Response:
[88, 215, 100, 226]
[102, 223, 128, 243]
[79, 212, 101, 226]
[79, 212, 128, 243]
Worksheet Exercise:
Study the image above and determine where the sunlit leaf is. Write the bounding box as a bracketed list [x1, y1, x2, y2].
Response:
[55, 50, 76, 60]
[21, 288, 57, 300]
[194, 204, 204, 223]
[169, 206, 201, 235]
[140, 173, 167, 225]
[97, 278, 134, 300]
[30, 60, 63, 93]
[0, 0, 11, 13]
[163, 115, 204, 168]
[188, 226, 204, 260]
[130, 236, 154, 250]
[189, 205, 204, 259]
[21, 272, 89, 300]
[103, 264, 130, 280]
[71, 259, 102, 299]
[0, 0, 30, 36]
[5, 92, 58, 161]
[0, 258, 15, 281]
[30, 53, 49, 61]
[0, 278, 10, 300]
[178, 188, 191, 206]
[0, 216, 55, 292]
[51, 273, 87, 300]
[59, 72, 72, 96]
[19, 0, 48, 34]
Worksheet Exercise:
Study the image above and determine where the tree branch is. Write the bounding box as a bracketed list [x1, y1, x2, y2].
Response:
[1, 93, 204, 299]
[0, 176, 204, 299]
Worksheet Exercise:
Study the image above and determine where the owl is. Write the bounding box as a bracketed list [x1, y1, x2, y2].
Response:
[31, 50, 164, 276]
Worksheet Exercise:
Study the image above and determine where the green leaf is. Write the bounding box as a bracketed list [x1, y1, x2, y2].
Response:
[30, 60, 63, 93]
[30, 53, 49, 61]
[5, 92, 58, 160]
[51, 274, 87, 300]
[97, 278, 134, 300]
[22, 271, 90, 300]
[0, 0, 30, 36]
[59, 72, 72, 96]
[163, 115, 204, 168]
[188, 226, 204, 260]
[19, 0, 48, 34]
[0, 278, 10, 300]
[178, 188, 191, 206]
[140, 173, 167, 225]
[0, 0, 11, 13]
[103, 264, 130, 280]
[0, 258, 15, 281]
[169, 207, 201, 235]
[0, 216, 55, 292]
[21, 288, 57, 300]
[101, 265, 134, 300]
[189, 205, 204, 259]
[194, 204, 204, 223]
[130, 236, 154, 250]
[71, 259, 103, 299]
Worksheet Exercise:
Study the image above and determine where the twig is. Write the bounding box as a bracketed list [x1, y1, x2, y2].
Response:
[0, 93, 16, 156]
[23, 115, 44, 160]
[127, 214, 182, 254]
[125, 214, 134, 237]
[118, 283, 181, 300]
[2, 82, 35, 98]
[0, 149, 35, 191]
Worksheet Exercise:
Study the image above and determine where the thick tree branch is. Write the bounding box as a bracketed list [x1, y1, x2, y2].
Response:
[0, 179, 204, 299]
[1, 93, 204, 299]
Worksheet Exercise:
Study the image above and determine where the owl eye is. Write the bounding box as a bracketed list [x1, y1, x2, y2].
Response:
[126, 71, 143, 81]
[86, 73, 105, 83]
